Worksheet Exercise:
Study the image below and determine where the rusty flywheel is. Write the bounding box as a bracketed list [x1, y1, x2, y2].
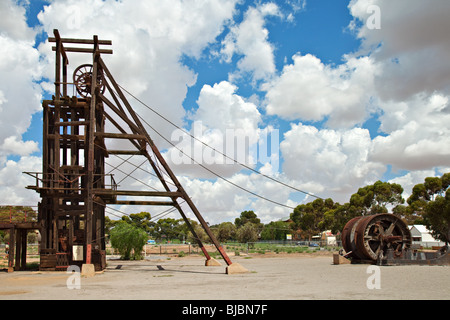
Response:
[342, 213, 412, 261]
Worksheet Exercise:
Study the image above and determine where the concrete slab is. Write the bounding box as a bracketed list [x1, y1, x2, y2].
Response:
[205, 258, 222, 266]
[81, 264, 95, 277]
[333, 254, 351, 265]
[226, 262, 248, 274]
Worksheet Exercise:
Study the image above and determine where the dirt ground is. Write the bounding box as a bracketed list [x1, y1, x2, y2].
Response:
[0, 251, 449, 300]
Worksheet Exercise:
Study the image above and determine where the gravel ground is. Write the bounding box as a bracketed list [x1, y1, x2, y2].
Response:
[0, 252, 449, 300]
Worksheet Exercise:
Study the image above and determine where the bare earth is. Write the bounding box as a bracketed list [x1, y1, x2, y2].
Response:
[0, 252, 449, 300]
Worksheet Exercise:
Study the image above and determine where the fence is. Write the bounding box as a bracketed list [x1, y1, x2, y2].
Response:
[227, 240, 343, 255]
[0, 243, 40, 268]
[129, 240, 344, 258]
[142, 243, 204, 256]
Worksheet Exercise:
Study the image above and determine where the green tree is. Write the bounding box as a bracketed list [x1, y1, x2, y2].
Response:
[105, 216, 117, 238]
[121, 212, 153, 233]
[407, 172, 450, 244]
[236, 222, 259, 243]
[423, 189, 450, 244]
[290, 198, 336, 240]
[349, 181, 404, 215]
[424, 177, 442, 200]
[235, 210, 260, 227]
[321, 202, 353, 235]
[406, 183, 429, 223]
[153, 218, 184, 241]
[0, 206, 37, 223]
[187, 223, 209, 245]
[214, 222, 236, 242]
[110, 222, 148, 260]
[260, 220, 291, 240]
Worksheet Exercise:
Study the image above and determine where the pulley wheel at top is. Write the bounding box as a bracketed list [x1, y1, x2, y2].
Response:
[73, 64, 105, 98]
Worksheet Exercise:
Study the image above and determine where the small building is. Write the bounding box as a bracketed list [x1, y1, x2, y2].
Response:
[321, 230, 337, 246]
[409, 225, 445, 248]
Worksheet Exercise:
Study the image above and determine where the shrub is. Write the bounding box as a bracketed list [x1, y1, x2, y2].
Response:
[110, 222, 148, 260]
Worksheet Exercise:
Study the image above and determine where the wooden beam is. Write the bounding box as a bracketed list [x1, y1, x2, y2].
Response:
[111, 200, 176, 206]
[48, 134, 85, 140]
[107, 150, 145, 155]
[48, 38, 112, 45]
[99, 57, 234, 265]
[52, 47, 113, 54]
[53, 29, 69, 64]
[95, 132, 146, 140]
[56, 210, 86, 217]
[93, 189, 182, 198]
[55, 121, 89, 127]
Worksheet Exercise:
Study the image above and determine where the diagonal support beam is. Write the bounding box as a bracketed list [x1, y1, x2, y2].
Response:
[98, 57, 234, 266]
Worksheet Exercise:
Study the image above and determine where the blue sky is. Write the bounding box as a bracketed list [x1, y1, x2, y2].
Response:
[1, 0, 449, 223]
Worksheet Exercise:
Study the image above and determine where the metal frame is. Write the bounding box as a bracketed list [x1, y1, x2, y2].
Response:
[27, 29, 233, 271]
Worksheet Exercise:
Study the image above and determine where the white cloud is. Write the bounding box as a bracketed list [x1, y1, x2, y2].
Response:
[264, 53, 377, 128]
[280, 123, 385, 202]
[0, 28, 42, 150]
[194, 81, 261, 137]
[0, 0, 36, 41]
[220, 3, 281, 82]
[164, 81, 262, 179]
[178, 172, 293, 225]
[370, 93, 450, 171]
[0, 156, 42, 205]
[0, 136, 39, 157]
[0, 0, 43, 203]
[348, 0, 450, 101]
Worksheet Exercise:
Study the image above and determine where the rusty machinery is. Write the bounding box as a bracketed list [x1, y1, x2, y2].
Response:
[25, 30, 239, 272]
[339, 213, 449, 265]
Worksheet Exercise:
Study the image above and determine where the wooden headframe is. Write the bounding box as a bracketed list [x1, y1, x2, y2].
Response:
[26, 29, 232, 271]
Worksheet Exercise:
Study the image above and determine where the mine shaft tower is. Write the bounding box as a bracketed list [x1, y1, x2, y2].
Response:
[27, 30, 239, 272]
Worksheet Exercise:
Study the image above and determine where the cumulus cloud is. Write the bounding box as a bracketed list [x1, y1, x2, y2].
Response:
[0, 0, 43, 205]
[0, 136, 39, 157]
[259, 0, 450, 203]
[263, 53, 377, 128]
[194, 81, 261, 138]
[220, 2, 281, 82]
[0, 3, 42, 148]
[164, 81, 263, 178]
[0, 0, 36, 41]
[370, 93, 450, 171]
[280, 124, 385, 202]
[348, 0, 450, 100]
[178, 172, 293, 224]
[0, 156, 42, 205]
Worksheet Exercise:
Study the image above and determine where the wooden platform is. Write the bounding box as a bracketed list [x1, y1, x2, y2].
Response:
[0, 222, 40, 271]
